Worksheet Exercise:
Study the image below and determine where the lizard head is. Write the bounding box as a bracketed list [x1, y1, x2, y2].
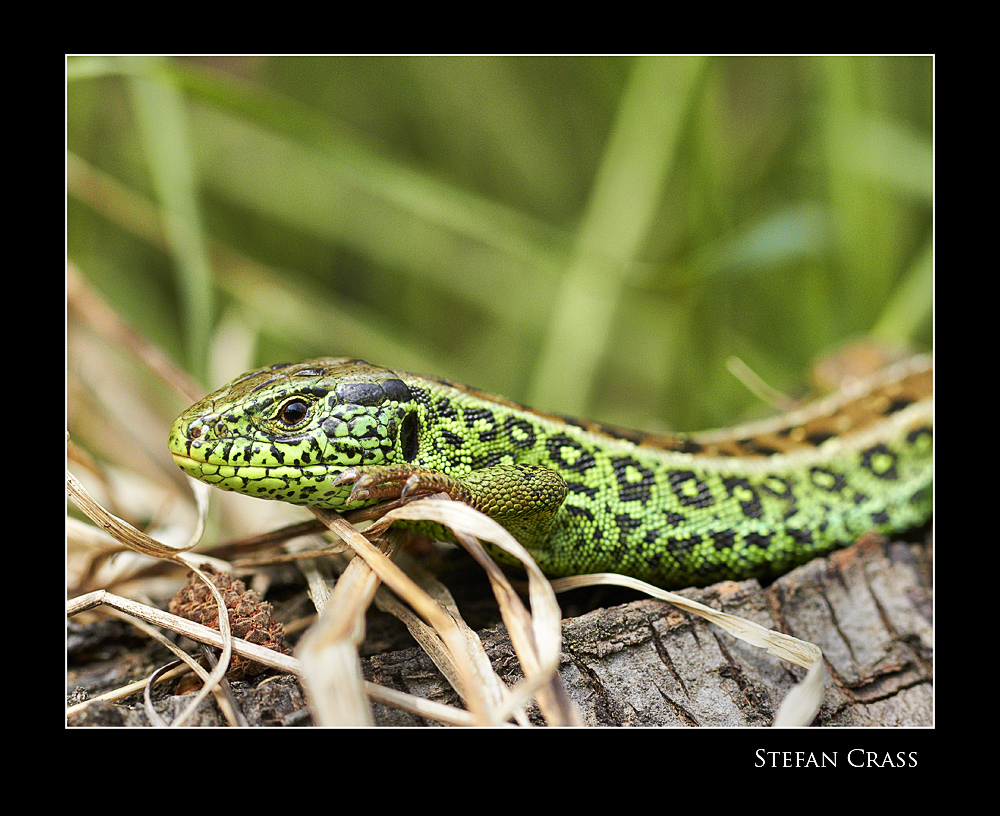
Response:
[168, 358, 419, 508]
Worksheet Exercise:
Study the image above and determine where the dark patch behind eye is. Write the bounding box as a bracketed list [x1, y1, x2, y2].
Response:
[381, 378, 413, 403]
[337, 382, 386, 406]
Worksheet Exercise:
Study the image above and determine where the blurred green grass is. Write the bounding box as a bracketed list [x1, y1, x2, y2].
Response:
[67, 55, 932, 433]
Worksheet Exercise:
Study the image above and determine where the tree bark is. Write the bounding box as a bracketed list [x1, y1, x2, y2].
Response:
[364, 533, 932, 726]
[68, 533, 931, 727]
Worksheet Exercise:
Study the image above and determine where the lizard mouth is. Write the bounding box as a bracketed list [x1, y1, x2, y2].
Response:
[170, 451, 355, 487]
[170, 451, 210, 470]
[169, 451, 363, 510]
[171, 451, 311, 477]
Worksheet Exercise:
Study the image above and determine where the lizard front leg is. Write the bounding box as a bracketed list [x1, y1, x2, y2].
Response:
[333, 463, 567, 550]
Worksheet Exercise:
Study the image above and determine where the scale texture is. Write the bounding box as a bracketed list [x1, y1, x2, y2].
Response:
[169, 356, 932, 588]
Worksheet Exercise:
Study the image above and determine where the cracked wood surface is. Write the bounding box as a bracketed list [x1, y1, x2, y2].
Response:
[68, 533, 931, 726]
[363, 533, 932, 726]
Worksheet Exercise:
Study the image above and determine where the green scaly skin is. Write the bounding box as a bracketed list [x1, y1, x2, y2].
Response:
[168, 357, 933, 588]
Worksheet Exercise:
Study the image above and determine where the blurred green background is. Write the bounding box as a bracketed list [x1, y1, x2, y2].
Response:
[67, 55, 932, 433]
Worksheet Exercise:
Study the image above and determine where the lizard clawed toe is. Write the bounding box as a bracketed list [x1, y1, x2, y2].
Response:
[331, 467, 360, 487]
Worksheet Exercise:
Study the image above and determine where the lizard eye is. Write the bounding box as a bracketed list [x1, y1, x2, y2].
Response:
[278, 399, 310, 427]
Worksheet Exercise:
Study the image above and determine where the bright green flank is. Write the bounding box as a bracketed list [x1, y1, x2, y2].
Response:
[168, 357, 933, 588]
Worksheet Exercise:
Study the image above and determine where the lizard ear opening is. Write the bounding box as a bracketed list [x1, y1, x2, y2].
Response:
[400, 412, 420, 462]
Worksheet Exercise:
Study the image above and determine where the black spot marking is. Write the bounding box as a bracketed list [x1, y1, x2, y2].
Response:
[710, 529, 736, 550]
[441, 429, 463, 447]
[737, 438, 782, 455]
[566, 481, 599, 499]
[505, 418, 536, 450]
[810, 467, 846, 492]
[884, 396, 914, 414]
[668, 471, 714, 507]
[664, 535, 700, 557]
[744, 531, 772, 551]
[786, 528, 814, 546]
[610, 456, 655, 503]
[722, 476, 763, 518]
[907, 425, 933, 444]
[434, 396, 457, 420]
[348, 415, 381, 439]
[465, 408, 502, 442]
[760, 476, 793, 499]
[860, 443, 899, 480]
[545, 434, 596, 473]
[482, 450, 515, 467]
[463, 407, 495, 428]
[597, 424, 645, 444]
[615, 514, 642, 545]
